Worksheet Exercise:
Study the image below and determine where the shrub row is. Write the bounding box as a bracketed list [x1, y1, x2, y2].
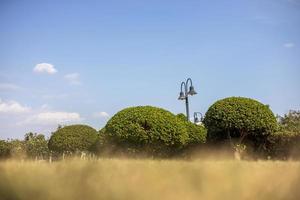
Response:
[0, 97, 298, 159]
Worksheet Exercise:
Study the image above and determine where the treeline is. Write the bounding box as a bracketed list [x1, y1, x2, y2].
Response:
[0, 133, 49, 160]
[0, 97, 299, 160]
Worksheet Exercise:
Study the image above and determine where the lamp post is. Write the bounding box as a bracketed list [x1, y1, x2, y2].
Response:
[178, 78, 197, 121]
[194, 112, 203, 124]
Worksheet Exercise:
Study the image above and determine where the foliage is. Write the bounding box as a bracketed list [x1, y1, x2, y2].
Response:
[48, 125, 98, 154]
[262, 131, 300, 159]
[92, 128, 109, 155]
[8, 139, 27, 159]
[185, 123, 207, 145]
[176, 113, 207, 145]
[1, 108, 299, 160]
[176, 113, 187, 121]
[104, 106, 189, 156]
[203, 97, 278, 145]
[0, 140, 11, 159]
[278, 110, 300, 133]
[260, 110, 300, 159]
[24, 132, 49, 159]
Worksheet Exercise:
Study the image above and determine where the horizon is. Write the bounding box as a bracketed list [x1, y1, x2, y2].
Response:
[1, 0, 300, 139]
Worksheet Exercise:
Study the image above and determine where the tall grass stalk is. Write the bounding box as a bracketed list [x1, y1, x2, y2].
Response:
[0, 158, 299, 200]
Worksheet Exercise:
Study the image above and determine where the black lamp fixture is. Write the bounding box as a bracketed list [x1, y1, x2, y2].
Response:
[178, 78, 197, 121]
[194, 112, 203, 124]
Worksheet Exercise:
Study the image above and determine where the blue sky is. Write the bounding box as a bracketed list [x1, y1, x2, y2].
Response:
[0, 0, 299, 139]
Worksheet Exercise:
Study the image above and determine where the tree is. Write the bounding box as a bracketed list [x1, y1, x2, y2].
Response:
[0, 140, 11, 159]
[9, 139, 27, 159]
[24, 132, 49, 159]
[104, 106, 189, 157]
[203, 97, 278, 155]
[278, 110, 300, 133]
[264, 110, 300, 159]
[48, 124, 98, 154]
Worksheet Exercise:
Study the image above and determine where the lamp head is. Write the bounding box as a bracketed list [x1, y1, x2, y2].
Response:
[194, 116, 200, 124]
[178, 91, 186, 100]
[188, 85, 197, 96]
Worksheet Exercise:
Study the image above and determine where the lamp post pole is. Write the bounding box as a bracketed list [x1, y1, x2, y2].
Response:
[178, 78, 197, 121]
[185, 96, 190, 121]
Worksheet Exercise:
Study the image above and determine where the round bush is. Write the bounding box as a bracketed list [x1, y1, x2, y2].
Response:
[104, 106, 189, 156]
[176, 114, 207, 144]
[48, 125, 98, 153]
[203, 97, 277, 142]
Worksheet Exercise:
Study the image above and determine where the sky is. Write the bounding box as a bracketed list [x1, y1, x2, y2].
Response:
[0, 0, 299, 139]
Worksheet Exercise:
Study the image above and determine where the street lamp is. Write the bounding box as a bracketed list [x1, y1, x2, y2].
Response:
[178, 78, 197, 121]
[194, 112, 203, 124]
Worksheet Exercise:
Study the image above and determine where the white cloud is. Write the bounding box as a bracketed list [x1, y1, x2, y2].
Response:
[64, 73, 81, 85]
[93, 111, 110, 118]
[0, 100, 84, 138]
[0, 83, 21, 91]
[0, 99, 31, 114]
[33, 63, 57, 74]
[284, 43, 295, 48]
[21, 111, 82, 125]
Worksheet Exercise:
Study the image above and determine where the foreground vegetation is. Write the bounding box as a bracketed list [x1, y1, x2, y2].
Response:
[0, 158, 299, 200]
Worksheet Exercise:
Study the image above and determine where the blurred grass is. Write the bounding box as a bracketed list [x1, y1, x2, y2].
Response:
[0, 158, 300, 200]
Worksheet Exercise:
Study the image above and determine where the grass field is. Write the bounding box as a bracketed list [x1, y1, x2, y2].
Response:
[0, 158, 300, 200]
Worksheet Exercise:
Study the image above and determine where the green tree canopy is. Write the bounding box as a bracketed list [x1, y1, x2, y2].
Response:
[203, 97, 278, 144]
[104, 106, 189, 156]
[48, 125, 98, 153]
[263, 110, 300, 159]
[176, 113, 207, 145]
[278, 110, 300, 133]
[24, 132, 49, 159]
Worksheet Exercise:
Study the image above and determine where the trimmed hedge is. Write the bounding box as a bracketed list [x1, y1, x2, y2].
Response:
[104, 106, 190, 156]
[203, 97, 278, 143]
[48, 125, 98, 153]
[260, 111, 300, 159]
[264, 131, 300, 159]
[176, 114, 207, 145]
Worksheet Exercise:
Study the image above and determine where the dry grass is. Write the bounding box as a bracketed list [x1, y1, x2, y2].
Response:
[0, 158, 300, 200]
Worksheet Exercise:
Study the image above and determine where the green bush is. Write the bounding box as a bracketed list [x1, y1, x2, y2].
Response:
[278, 110, 300, 133]
[104, 106, 189, 156]
[92, 128, 109, 156]
[186, 123, 207, 144]
[8, 140, 27, 159]
[48, 125, 98, 154]
[261, 110, 300, 159]
[0, 140, 11, 159]
[25, 133, 49, 159]
[176, 114, 207, 145]
[203, 97, 278, 146]
[263, 131, 300, 159]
